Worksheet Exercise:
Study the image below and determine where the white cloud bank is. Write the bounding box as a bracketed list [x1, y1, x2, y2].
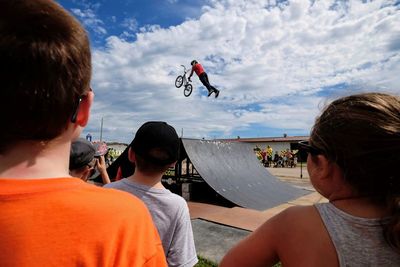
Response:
[71, 7, 107, 35]
[86, 0, 400, 143]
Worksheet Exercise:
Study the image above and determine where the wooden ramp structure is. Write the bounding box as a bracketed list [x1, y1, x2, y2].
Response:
[179, 138, 309, 211]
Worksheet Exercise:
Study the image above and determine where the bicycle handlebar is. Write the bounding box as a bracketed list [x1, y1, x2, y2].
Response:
[180, 65, 189, 74]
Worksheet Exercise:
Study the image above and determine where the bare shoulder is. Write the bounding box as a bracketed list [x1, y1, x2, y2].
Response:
[278, 205, 319, 224]
[221, 205, 340, 267]
[220, 205, 324, 267]
[262, 205, 318, 227]
[272, 205, 338, 266]
[272, 205, 321, 239]
[259, 205, 320, 241]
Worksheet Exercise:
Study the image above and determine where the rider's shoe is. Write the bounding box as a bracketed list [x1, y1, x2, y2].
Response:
[207, 91, 213, 97]
[214, 90, 220, 98]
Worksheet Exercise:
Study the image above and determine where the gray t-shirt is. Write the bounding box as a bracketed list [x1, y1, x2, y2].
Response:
[105, 179, 198, 267]
[315, 202, 400, 267]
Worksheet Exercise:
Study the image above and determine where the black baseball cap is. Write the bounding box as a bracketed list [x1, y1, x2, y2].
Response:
[130, 121, 180, 165]
[69, 138, 95, 170]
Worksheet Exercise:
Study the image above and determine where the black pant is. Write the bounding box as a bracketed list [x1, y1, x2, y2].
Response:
[199, 72, 218, 92]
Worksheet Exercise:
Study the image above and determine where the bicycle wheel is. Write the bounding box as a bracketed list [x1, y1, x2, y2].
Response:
[184, 84, 193, 97]
[175, 76, 183, 88]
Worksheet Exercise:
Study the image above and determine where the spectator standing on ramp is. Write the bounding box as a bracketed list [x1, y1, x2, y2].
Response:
[188, 60, 220, 98]
[86, 132, 92, 141]
[220, 92, 400, 266]
[0, 1, 166, 266]
[105, 121, 198, 267]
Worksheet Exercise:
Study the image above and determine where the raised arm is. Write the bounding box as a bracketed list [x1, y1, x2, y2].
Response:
[188, 67, 194, 80]
[96, 155, 111, 184]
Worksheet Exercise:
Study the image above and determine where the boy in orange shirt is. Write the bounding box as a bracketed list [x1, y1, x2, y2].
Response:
[0, 1, 166, 266]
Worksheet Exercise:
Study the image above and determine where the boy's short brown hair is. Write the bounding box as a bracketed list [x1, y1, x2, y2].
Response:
[0, 0, 91, 152]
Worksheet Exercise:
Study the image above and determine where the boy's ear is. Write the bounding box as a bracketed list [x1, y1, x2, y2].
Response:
[128, 147, 136, 163]
[75, 90, 94, 127]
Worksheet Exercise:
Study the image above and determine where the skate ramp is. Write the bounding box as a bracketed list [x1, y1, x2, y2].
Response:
[182, 138, 309, 211]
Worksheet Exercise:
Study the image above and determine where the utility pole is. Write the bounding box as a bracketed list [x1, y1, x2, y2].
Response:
[100, 117, 103, 142]
[300, 153, 303, 179]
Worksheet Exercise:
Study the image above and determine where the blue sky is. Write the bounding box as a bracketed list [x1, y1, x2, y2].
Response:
[57, 0, 400, 143]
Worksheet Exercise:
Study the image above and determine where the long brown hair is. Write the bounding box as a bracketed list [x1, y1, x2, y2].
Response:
[310, 92, 400, 251]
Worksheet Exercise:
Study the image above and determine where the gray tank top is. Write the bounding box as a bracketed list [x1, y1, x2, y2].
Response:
[315, 203, 400, 267]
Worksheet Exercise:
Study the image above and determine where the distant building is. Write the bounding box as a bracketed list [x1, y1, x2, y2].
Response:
[219, 135, 309, 159]
[103, 136, 310, 161]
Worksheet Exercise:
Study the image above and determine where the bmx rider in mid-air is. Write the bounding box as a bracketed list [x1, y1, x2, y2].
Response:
[188, 60, 220, 98]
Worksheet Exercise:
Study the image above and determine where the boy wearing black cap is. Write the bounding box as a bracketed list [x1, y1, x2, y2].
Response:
[0, 1, 166, 266]
[105, 121, 198, 267]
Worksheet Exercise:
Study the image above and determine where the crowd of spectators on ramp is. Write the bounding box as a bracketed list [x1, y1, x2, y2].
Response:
[254, 146, 298, 168]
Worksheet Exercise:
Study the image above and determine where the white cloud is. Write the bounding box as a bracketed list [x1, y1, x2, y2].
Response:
[85, 0, 400, 143]
[122, 18, 139, 32]
[71, 8, 107, 35]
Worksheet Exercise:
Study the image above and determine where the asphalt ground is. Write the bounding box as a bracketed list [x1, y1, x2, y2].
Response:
[192, 219, 250, 263]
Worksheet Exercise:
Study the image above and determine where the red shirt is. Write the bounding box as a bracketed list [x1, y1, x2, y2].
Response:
[192, 63, 205, 76]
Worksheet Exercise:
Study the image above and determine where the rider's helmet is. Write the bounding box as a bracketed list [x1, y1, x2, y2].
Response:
[191, 60, 197, 66]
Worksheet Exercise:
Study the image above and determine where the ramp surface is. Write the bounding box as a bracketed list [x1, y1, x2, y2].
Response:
[182, 139, 308, 211]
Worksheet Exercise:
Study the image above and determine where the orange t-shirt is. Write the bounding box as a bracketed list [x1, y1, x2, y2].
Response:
[0, 178, 167, 267]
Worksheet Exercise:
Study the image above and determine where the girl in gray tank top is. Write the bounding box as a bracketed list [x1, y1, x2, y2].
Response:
[220, 93, 400, 267]
[316, 202, 400, 266]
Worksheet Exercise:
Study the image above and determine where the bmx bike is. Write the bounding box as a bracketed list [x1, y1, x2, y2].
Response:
[175, 65, 193, 97]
